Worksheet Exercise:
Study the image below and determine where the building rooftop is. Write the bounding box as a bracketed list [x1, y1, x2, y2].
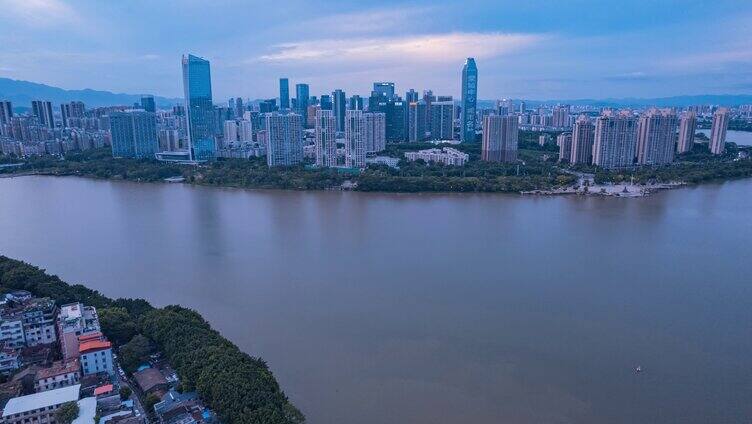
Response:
[2, 384, 81, 417]
[93, 384, 114, 396]
[133, 368, 168, 394]
[37, 359, 80, 380]
[79, 340, 111, 354]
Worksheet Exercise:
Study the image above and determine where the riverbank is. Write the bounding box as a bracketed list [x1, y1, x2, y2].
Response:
[2, 143, 752, 196]
[0, 256, 305, 424]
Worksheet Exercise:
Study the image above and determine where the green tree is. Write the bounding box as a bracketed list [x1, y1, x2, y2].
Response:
[55, 401, 79, 424]
[144, 393, 160, 412]
[118, 334, 153, 373]
[119, 386, 132, 400]
[99, 307, 138, 346]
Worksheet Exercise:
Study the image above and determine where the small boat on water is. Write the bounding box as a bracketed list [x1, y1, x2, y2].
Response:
[635, 366, 642, 373]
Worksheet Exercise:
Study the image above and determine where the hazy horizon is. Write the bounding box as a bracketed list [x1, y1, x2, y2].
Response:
[1, 0, 751, 101]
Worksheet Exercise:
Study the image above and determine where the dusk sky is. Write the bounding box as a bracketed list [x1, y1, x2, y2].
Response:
[1, 0, 751, 100]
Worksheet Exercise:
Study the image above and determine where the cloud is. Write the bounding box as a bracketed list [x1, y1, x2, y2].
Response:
[302, 7, 434, 35]
[256, 32, 545, 64]
[0, 0, 80, 27]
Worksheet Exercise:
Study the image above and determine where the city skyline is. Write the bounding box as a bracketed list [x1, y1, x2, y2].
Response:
[1, 1, 751, 100]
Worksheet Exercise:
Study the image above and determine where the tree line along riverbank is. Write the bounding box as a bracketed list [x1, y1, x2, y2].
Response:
[1, 131, 752, 193]
[0, 255, 305, 424]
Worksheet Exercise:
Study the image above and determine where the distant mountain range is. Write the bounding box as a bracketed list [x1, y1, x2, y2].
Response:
[0, 78, 182, 111]
[1, 77, 750, 112]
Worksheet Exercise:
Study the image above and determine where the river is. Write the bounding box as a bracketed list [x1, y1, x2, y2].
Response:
[0, 176, 750, 424]
[699, 129, 752, 145]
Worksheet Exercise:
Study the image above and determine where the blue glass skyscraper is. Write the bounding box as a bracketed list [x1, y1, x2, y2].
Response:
[279, 78, 290, 110]
[460, 58, 478, 142]
[295, 83, 309, 124]
[182, 54, 215, 161]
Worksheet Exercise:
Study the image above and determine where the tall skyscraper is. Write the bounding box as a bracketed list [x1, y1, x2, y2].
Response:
[557, 133, 573, 163]
[709, 107, 729, 155]
[238, 119, 253, 142]
[349, 95, 363, 111]
[571, 115, 595, 165]
[677, 111, 697, 154]
[0, 101, 12, 126]
[31, 100, 54, 129]
[140, 95, 156, 113]
[408, 101, 428, 142]
[430, 102, 454, 140]
[636, 108, 678, 165]
[279, 78, 290, 110]
[332, 89, 346, 132]
[235, 97, 244, 118]
[61, 101, 85, 127]
[406, 89, 419, 103]
[295, 84, 310, 125]
[460, 58, 478, 142]
[365, 112, 386, 153]
[345, 110, 367, 168]
[482, 114, 518, 162]
[265, 112, 303, 166]
[320, 95, 333, 111]
[315, 109, 337, 167]
[593, 110, 638, 169]
[372, 82, 395, 100]
[223, 120, 238, 147]
[109, 110, 158, 158]
[552, 105, 571, 128]
[182, 54, 215, 161]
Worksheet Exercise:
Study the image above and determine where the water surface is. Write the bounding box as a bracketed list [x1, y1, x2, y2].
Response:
[0, 176, 750, 424]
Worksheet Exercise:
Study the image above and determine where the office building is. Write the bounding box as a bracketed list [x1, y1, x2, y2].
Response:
[31, 100, 54, 129]
[571, 116, 595, 164]
[461, 58, 478, 142]
[557, 133, 573, 162]
[295, 83, 310, 125]
[710, 107, 729, 155]
[265, 112, 303, 166]
[332, 89, 346, 132]
[373, 82, 395, 100]
[140, 95, 156, 113]
[408, 101, 428, 142]
[430, 102, 454, 140]
[365, 112, 386, 153]
[349, 95, 363, 111]
[109, 110, 158, 158]
[235, 97, 244, 118]
[61, 101, 85, 127]
[279, 78, 290, 109]
[481, 114, 517, 162]
[345, 110, 367, 168]
[372, 99, 407, 142]
[320, 94, 333, 111]
[636, 108, 678, 165]
[182, 54, 215, 161]
[593, 110, 638, 169]
[315, 109, 337, 167]
[496, 98, 513, 116]
[677, 111, 697, 154]
[406, 89, 419, 103]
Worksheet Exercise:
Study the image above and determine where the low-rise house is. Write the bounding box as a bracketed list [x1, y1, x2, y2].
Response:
[1, 384, 80, 424]
[0, 343, 20, 374]
[35, 359, 81, 392]
[0, 317, 25, 349]
[79, 334, 113, 376]
[1, 298, 58, 348]
[58, 303, 101, 362]
[133, 368, 169, 397]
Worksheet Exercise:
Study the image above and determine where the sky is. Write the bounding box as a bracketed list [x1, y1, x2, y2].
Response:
[1, 0, 751, 101]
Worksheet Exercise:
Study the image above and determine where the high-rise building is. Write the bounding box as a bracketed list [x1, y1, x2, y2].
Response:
[408, 101, 428, 142]
[31, 100, 54, 129]
[265, 112, 303, 166]
[182, 54, 215, 161]
[332, 89, 346, 132]
[372, 82, 395, 100]
[349, 95, 363, 111]
[295, 84, 310, 125]
[109, 110, 158, 158]
[365, 112, 386, 153]
[636, 108, 678, 165]
[238, 120, 252, 142]
[709, 107, 729, 155]
[345, 110, 367, 168]
[279, 78, 290, 110]
[481, 114, 517, 162]
[140, 95, 156, 113]
[0, 101, 12, 126]
[496, 98, 513, 116]
[372, 99, 407, 142]
[406, 89, 419, 103]
[223, 120, 238, 147]
[61, 101, 85, 127]
[593, 110, 638, 169]
[677, 111, 697, 154]
[570, 115, 595, 165]
[460, 58, 478, 142]
[235, 97, 244, 118]
[552, 105, 571, 128]
[430, 102, 454, 140]
[557, 133, 573, 163]
[519, 101, 526, 114]
[320, 95, 333, 111]
[315, 110, 337, 167]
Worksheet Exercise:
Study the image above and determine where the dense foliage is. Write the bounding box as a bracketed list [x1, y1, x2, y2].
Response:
[0, 256, 304, 424]
[118, 334, 153, 374]
[55, 401, 79, 424]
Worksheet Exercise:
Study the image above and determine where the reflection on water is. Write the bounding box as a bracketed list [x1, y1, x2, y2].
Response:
[0, 176, 750, 424]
